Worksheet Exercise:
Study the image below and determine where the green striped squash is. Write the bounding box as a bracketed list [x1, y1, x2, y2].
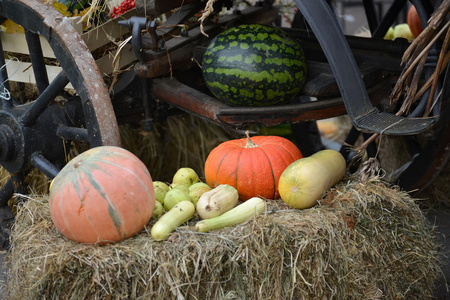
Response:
[202, 24, 307, 106]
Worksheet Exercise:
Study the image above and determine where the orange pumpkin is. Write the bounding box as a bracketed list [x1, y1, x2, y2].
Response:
[407, 5, 423, 38]
[49, 146, 155, 244]
[204, 132, 302, 201]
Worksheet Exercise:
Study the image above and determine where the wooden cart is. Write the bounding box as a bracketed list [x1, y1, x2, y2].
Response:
[0, 0, 448, 249]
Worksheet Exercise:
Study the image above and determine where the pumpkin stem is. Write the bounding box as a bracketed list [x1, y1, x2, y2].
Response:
[244, 131, 259, 148]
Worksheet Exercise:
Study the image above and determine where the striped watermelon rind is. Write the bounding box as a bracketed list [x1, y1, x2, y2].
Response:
[202, 24, 307, 107]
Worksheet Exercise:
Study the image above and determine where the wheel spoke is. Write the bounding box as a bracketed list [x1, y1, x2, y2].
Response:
[19, 70, 69, 127]
[362, 0, 379, 33]
[56, 125, 89, 142]
[372, 0, 407, 39]
[0, 174, 19, 250]
[0, 179, 14, 207]
[0, 167, 31, 206]
[11, 172, 28, 196]
[0, 40, 9, 92]
[24, 29, 49, 93]
[30, 153, 61, 179]
[0, 34, 12, 110]
[0, 205, 15, 250]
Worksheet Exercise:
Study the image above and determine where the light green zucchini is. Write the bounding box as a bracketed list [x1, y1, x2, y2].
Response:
[195, 197, 266, 233]
[151, 200, 195, 241]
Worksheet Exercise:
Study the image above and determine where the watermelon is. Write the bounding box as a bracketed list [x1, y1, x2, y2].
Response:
[202, 24, 307, 107]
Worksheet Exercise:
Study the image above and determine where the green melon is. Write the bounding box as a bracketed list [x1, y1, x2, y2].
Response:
[202, 24, 307, 107]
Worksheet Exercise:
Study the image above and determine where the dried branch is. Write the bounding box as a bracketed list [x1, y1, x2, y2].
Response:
[413, 51, 450, 103]
[424, 21, 450, 116]
[391, 21, 449, 105]
[355, 3, 450, 155]
[403, 1, 450, 61]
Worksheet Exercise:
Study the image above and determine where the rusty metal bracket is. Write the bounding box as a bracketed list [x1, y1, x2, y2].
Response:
[118, 16, 153, 61]
[119, 2, 206, 62]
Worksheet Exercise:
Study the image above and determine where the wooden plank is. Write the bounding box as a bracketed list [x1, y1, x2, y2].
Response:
[1, 9, 133, 57]
[4, 58, 74, 89]
[1, 13, 136, 84]
[81, 9, 134, 52]
[0, 17, 82, 59]
[4, 42, 135, 86]
[95, 44, 135, 76]
[1, 32, 56, 58]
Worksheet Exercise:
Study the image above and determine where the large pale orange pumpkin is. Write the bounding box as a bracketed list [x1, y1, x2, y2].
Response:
[204, 132, 302, 201]
[49, 146, 155, 244]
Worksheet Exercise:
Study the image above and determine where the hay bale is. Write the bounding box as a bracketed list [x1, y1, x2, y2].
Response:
[4, 179, 442, 299]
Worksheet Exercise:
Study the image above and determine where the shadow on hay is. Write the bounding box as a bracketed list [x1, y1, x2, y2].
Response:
[3, 179, 443, 299]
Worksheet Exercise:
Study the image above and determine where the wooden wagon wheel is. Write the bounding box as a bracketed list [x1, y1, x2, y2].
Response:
[0, 0, 121, 248]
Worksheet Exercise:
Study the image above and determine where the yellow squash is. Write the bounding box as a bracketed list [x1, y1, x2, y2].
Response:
[278, 149, 346, 209]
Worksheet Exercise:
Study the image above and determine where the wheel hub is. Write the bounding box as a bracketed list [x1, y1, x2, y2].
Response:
[0, 104, 69, 173]
[0, 110, 26, 173]
[0, 123, 17, 162]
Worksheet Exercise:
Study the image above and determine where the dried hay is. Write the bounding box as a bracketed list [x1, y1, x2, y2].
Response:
[119, 114, 238, 182]
[4, 179, 443, 299]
